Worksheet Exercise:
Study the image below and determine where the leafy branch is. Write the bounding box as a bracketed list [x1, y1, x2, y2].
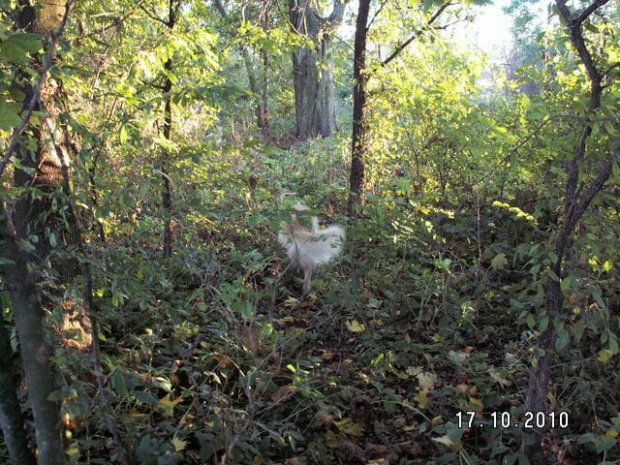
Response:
[0, 0, 76, 178]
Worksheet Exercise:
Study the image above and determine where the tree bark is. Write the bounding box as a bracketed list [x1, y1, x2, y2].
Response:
[347, 0, 371, 214]
[259, 3, 271, 138]
[3, 2, 77, 463]
[162, 56, 174, 257]
[0, 314, 36, 465]
[13, 1, 78, 266]
[1, 204, 64, 465]
[290, 0, 344, 140]
[160, 0, 181, 258]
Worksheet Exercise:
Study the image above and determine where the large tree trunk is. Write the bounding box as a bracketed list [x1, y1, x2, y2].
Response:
[347, 0, 371, 214]
[1, 204, 64, 465]
[13, 0, 78, 265]
[290, 0, 344, 140]
[3, 2, 77, 463]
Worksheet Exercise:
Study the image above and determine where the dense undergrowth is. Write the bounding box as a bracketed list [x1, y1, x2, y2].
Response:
[3, 136, 618, 464]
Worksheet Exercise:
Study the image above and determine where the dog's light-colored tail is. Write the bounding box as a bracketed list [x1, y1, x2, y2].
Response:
[278, 214, 345, 293]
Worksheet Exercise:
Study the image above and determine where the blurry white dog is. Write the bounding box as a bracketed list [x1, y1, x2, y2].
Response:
[278, 206, 345, 293]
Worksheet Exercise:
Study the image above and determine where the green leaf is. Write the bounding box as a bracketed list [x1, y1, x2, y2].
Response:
[607, 330, 619, 353]
[526, 313, 535, 329]
[556, 332, 569, 351]
[572, 320, 585, 340]
[0, 99, 22, 130]
[0, 33, 43, 64]
[578, 433, 617, 453]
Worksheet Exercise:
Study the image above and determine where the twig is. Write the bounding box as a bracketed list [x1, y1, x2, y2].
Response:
[573, 0, 611, 27]
[380, 1, 453, 69]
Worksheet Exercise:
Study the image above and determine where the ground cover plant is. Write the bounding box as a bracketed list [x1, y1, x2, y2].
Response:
[1, 1, 619, 464]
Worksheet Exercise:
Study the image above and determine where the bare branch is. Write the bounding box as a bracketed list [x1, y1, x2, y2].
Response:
[574, 0, 611, 27]
[138, 4, 168, 26]
[556, 0, 603, 90]
[567, 152, 617, 232]
[86, 0, 149, 38]
[213, 0, 231, 21]
[367, 0, 388, 30]
[380, 1, 453, 68]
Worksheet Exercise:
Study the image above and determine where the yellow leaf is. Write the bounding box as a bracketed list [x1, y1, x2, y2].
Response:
[414, 390, 431, 408]
[284, 297, 299, 307]
[432, 434, 461, 451]
[598, 349, 615, 363]
[171, 437, 187, 452]
[334, 418, 364, 436]
[491, 253, 508, 270]
[345, 319, 366, 333]
[416, 372, 438, 391]
[431, 416, 443, 427]
[158, 394, 183, 417]
[468, 396, 483, 411]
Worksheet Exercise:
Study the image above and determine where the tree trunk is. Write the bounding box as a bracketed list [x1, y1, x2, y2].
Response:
[290, 0, 344, 140]
[162, 57, 174, 258]
[4, 2, 77, 463]
[0, 314, 36, 465]
[259, 4, 271, 138]
[1, 204, 64, 465]
[161, 0, 181, 258]
[13, 0, 78, 267]
[523, 0, 614, 458]
[346, 1, 452, 214]
[347, 0, 371, 215]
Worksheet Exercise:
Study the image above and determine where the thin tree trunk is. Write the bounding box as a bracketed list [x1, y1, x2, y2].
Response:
[347, 0, 371, 215]
[161, 0, 180, 258]
[259, 3, 270, 138]
[214, 0, 270, 138]
[0, 314, 37, 465]
[523, 0, 614, 458]
[162, 57, 174, 257]
[88, 147, 107, 243]
[347, 1, 452, 214]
